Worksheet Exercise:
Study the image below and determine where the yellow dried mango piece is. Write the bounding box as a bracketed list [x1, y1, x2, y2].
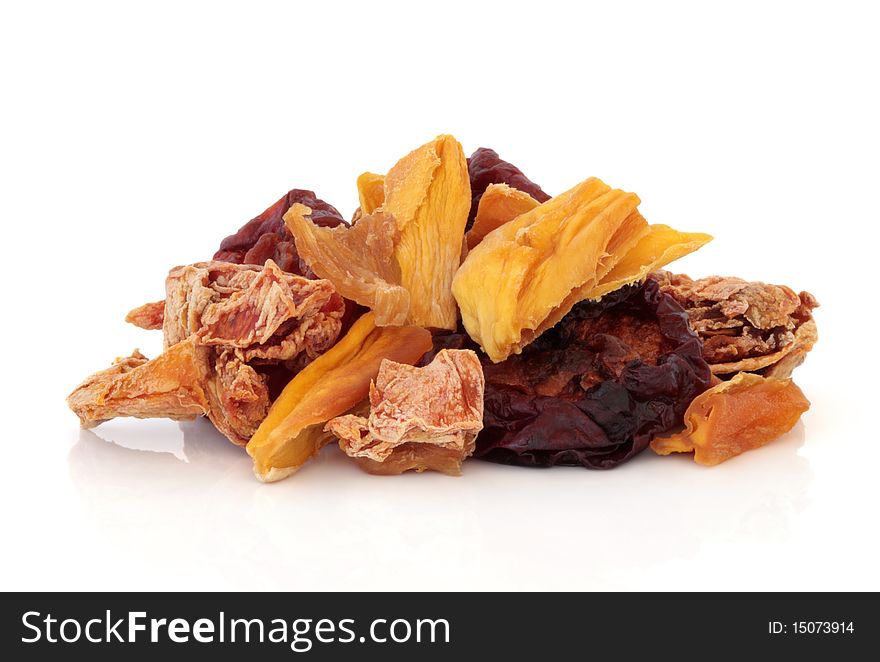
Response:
[452, 176, 712, 362]
[452, 177, 642, 362]
[466, 183, 540, 249]
[285, 205, 410, 325]
[246, 313, 432, 482]
[285, 135, 470, 330]
[588, 224, 713, 300]
[384, 134, 470, 330]
[356, 172, 384, 215]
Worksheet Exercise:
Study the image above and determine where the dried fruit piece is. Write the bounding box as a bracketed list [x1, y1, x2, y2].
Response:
[163, 260, 344, 362]
[326, 349, 484, 475]
[69, 260, 345, 445]
[656, 273, 819, 377]
[125, 300, 165, 330]
[356, 172, 385, 216]
[67, 339, 211, 429]
[383, 134, 471, 329]
[466, 147, 550, 226]
[650, 372, 810, 465]
[285, 135, 470, 330]
[590, 225, 712, 299]
[453, 177, 711, 362]
[434, 278, 712, 468]
[285, 206, 410, 325]
[246, 313, 432, 482]
[214, 189, 346, 277]
[466, 183, 539, 249]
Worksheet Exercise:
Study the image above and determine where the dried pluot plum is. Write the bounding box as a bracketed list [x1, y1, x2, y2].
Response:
[429, 277, 712, 469]
[213, 189, 345, 278]
[467, 148, 551, 227]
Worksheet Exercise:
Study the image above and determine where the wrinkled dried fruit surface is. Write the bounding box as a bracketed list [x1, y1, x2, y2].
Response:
[285, 205, 409, 325]
[70, 260, 344, 445]
[246, 313, 433, 482]
[214, 189, 346, 277]
[466, 183, 539, 249]
[650, 372, 810, 465]
[163, 260, 345, 363]
[435, 278, 712, 468]
[467, 147, 550, 227]
[286, 135, 470, 330]
[67, 340, 210, 428]
[453, 176, 711, 362]
[326, 349, 484, 475]
[125, 300, 165, 330]
[656, 272, 819, 377]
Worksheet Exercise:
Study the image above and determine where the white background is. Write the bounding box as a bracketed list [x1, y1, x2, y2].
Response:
[1, 1, 877, 591]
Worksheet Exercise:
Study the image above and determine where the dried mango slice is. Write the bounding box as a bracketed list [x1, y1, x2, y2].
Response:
[452, 177, 711, 362]
[285, 206, 410, 325]
[356, 172, 384, 215]
[385, 134, 470, 329]
[466, 183, 539, 249]
[246, 312, 432, 482]
[650, 372, 810, 465]
[452, 178, 637, 362]
[285, 135, 470, 330]
[589, 224, 713, 300]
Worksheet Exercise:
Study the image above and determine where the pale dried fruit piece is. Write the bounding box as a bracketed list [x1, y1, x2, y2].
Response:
[125, 300, 165, 330]
[453, 176, 710, 362]
[466, 183, 539, 249]
[67, 339, 211, 429]
[285, 206, 410, 325]
[286, 135, 470, 330]
[326, 349, 484, 476]
[656, 273, 819, 377]
[246, 312, 432, 482]
[70, 260, 344, 446]
[650, 372, 810, 465]
[162, 260, 344, 361]
[356, 172, 385, 216]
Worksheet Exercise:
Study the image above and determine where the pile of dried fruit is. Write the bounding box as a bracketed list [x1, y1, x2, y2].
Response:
[68, 135, 819, 481]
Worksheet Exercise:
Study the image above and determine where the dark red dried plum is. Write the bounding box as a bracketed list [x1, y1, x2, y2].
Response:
[466, 148, 551, 227]
[213, 189, 345, 278]
[428, 278, 711, 469]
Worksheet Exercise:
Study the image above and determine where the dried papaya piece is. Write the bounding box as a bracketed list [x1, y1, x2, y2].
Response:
[650, 372, 810, 465]
[326, 349, 484, 476]
[285, 135, 470, 330]
[466, 183, 539, 249]
[356, 172, 384, 216]
[246, 312, 432, 482]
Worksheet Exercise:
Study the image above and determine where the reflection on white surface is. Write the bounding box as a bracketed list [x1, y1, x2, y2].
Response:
[65, 418, 813, 591]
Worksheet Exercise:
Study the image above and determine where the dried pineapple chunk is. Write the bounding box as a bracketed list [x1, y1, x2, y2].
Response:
[285, 135, 470, 330]
[246, 313, 432, 482]
[452, 177, 711, 362]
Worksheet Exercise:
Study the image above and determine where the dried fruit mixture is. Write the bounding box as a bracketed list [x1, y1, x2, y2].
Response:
[68, 134, 819, 481]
